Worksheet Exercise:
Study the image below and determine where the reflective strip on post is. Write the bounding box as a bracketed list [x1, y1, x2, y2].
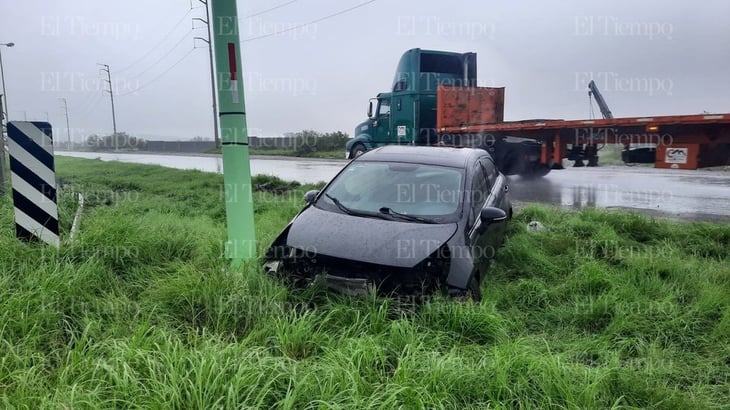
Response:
[7, 121, 59, 247]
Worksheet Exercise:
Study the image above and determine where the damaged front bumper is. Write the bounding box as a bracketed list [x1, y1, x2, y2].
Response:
[314, 274, 375, 296]
[264, 258, 376, 296]
[263, 246, 447, 297]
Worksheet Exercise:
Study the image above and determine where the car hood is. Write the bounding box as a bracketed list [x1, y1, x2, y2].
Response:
[286, 206, 458, 268]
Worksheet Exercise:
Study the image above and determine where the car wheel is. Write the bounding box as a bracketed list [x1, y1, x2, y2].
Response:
[467, 274, 483, 302]
[350, 143, 366, 159]
[451, 273, 483, 303]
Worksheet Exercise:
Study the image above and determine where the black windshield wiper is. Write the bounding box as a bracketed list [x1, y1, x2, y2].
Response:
[379, 207, 438, 224]
[325, 194, 389, 220]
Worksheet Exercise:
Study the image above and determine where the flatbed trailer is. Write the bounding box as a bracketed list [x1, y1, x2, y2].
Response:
[436, 86, 730, 170]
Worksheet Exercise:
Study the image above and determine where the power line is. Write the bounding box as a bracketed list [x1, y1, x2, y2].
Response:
[73, 90, 101, 116]
[76, 92, 104, 119]
[117, 48, 197, 97]
[242, 0, 377, 42]
[242, 0, 302, 19]
[74, 69, 110, 118]
[125, 30, 193, 79]
[113, 1, 376, 99]
[116, 7, 195, 73]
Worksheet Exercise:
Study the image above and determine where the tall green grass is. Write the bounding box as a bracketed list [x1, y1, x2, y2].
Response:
[0, 157, 727, 408]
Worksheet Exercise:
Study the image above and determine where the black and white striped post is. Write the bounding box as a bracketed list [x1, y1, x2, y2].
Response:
[7, 121, 59, 247]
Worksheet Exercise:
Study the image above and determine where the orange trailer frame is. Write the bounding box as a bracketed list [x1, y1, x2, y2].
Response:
[438, 113, 730, 170]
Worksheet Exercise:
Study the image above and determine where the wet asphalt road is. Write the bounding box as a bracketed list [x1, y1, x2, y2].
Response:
[506, 166, 730, 222]
[59, 152, 730, 222]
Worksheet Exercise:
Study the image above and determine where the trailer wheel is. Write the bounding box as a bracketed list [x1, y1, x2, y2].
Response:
[349, 143, 367, 159]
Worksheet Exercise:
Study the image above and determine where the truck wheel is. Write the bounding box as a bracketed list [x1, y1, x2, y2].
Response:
[350, 143, 366, 159]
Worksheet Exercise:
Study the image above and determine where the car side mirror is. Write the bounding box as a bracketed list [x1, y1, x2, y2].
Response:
[367, 100, 374, 118]
[480, 207, 507, 224]
[303, 190, 319, 204]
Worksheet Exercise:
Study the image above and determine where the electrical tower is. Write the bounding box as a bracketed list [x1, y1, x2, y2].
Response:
[98, 63, 118, 151]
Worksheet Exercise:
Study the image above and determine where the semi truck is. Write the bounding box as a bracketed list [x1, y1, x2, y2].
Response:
[346, 48, 730, 175]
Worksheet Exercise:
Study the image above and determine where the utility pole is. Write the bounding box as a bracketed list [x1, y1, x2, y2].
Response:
[194, 0, 221, 149]
[0, 95, 6, 195]
[212, 0, 257, 263]
[60, 98, 71, 150]
[98, 63, 118, 151]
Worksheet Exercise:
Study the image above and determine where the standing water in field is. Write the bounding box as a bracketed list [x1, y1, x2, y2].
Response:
[59, 152, 346, 184]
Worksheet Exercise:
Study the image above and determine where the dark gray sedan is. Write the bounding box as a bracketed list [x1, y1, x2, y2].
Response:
[264, 146, 512, 300]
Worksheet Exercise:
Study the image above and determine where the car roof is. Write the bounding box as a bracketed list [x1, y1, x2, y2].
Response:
[356, 146, 486, 168]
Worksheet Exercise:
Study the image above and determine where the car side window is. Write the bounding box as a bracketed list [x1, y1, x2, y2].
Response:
[480, 157, 498, 188]
[468, 163, 489, 227]
[378, 99, 391, 116]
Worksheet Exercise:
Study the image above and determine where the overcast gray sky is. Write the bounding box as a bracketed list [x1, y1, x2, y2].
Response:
[1, 0, 729, 142]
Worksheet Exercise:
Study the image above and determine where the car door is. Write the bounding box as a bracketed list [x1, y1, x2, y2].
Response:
[471, 155, 510, 271]
[480, 156, 509, 239]
[466, 159, 493, 274]
[372, 98, 391, 145]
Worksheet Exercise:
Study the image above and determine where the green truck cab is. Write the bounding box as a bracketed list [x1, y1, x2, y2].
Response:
[347, 49, 476, 159]
[346, 48, 548, 177]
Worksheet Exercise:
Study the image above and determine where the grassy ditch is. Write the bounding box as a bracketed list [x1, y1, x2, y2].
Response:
[1, 157, 728, 408]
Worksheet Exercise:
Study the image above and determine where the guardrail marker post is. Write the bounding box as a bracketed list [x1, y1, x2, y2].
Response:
[7, 121, 59, 247]
[211, 0, 256, 264]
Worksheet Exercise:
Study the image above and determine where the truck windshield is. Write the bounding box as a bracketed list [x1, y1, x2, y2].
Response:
[317, 161, 464, 222]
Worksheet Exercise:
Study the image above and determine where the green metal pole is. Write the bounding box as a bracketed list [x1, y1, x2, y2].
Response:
[211, 0, 256, 263]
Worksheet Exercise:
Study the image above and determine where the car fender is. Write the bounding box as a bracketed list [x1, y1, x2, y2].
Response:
[264, 199, 313, 259]
[444, 243, 475, 290]
[264, 223, 292, 259]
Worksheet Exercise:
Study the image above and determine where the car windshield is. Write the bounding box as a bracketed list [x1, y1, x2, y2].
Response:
[317, 161, 464, 222]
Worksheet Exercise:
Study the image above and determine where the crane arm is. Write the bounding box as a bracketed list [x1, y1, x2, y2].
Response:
[588, 80, 614, 119]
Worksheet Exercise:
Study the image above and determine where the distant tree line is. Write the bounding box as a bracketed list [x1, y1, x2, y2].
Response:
[76, 130, 349, 155]
[85, 132, 147, 151]
[280, 130, 349, 155]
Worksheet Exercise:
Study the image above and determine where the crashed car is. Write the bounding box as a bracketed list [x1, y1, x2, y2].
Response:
[264, 145, 512, 300]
